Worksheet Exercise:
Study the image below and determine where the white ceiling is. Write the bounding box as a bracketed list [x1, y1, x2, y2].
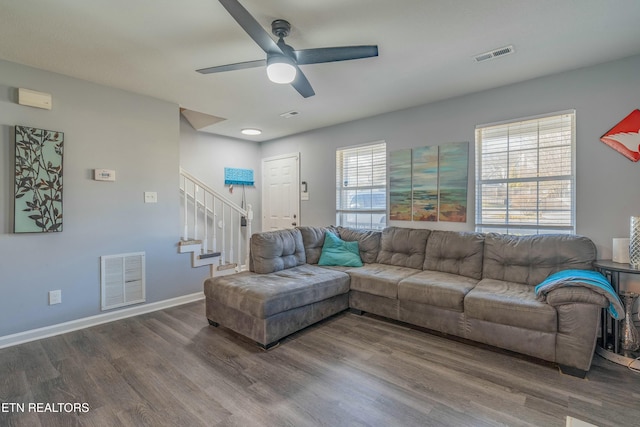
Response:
[2, 0, 640, 142]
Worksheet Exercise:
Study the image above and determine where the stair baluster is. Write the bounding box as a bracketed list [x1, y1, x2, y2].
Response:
[179, 168, 252, 275]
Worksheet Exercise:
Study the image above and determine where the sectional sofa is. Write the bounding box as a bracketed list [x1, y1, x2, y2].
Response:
[204, 226, 609, 377]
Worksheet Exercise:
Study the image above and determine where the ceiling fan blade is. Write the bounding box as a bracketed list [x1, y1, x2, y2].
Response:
[294, 45, 378, 65]
[291, 67, 315, 98]
[197, 59, 266, 74]
[218, 0, 283, 55]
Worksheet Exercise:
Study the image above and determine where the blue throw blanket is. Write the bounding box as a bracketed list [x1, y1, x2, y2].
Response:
[534, 269, 624, 320]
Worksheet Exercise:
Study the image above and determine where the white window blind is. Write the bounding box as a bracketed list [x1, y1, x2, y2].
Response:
[336, 142, 387, 230]
[475, 111, 575, 234]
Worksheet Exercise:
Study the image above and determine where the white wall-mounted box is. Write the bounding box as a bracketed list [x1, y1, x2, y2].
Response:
[18, 88, 52, 110]
[144, 192, 157, 203]
[94, 169, 116, 181]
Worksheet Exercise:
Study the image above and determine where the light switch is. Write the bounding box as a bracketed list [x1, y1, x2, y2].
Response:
[144, 192, 158, 203]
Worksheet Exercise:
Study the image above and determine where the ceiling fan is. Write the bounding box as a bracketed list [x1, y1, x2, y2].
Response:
[196, 0, 379, 98]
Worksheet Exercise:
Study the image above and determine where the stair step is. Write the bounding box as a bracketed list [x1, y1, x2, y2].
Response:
[199, 252, 221, 260]
[178, 242, 202, 254]
[179, 239, 202, 246]
[217, 263, 238, 271]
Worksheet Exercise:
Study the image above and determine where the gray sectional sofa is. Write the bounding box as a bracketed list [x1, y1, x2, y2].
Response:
[204, 226, 609, 377]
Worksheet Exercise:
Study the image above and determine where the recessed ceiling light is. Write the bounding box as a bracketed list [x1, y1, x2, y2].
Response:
[241, 128, 262, 136]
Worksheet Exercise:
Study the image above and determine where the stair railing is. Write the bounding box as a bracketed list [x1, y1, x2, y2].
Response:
[180, 168, 252, 272]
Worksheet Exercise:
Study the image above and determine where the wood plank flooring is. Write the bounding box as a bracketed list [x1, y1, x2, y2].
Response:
[1, 300, 639, 426]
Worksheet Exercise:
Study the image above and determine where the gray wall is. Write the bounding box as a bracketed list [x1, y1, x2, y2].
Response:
[262, 54, 640, 261]
[2, 54, 639, 338]
[0, 59, 207, 337]
[179, 117, 262, 232]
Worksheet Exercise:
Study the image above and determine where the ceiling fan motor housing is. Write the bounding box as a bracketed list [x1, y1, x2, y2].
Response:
[271, 19, 291, 39]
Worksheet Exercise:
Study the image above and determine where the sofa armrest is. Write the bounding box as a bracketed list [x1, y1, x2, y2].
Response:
[544, 287, 608, 308]
[545, 287, 609, 373]
[546, 288, 608, 373]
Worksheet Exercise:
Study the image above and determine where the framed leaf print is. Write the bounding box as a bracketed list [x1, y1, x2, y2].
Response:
[14, 126, 64, 233]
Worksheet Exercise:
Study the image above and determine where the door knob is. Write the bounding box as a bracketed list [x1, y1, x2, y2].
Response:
[292, 222, 297, 226]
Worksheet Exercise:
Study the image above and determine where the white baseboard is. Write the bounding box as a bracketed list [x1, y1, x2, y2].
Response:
[0, 292, 205, 350]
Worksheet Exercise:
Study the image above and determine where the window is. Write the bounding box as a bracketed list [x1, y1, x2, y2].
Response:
[475, 111, 575, 234]
[336, 142, 387, 230]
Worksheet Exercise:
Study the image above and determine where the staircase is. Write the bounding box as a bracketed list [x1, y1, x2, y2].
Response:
[179, 168, 253, 277]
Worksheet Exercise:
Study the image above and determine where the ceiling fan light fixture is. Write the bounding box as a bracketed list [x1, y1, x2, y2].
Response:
[266, 55, 297, 84]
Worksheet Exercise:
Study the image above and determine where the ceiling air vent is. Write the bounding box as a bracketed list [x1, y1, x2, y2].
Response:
[280, 110, 300, 119]
[474, 45, 515, 63]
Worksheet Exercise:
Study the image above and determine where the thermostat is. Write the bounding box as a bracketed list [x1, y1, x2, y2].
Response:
[94, 169, 116, 181]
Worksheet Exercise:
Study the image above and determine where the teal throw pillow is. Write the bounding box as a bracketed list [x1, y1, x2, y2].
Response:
[318, 231, 363, 267]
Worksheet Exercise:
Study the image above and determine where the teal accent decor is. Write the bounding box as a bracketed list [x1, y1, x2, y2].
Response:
[318, 231, 363, 267]
[535, 269, 624, 319]
[224, 167, 254, 186]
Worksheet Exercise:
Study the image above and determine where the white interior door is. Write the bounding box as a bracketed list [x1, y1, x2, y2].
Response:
[262, 153, 300, 231]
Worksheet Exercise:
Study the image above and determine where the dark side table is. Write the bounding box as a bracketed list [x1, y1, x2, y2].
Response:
[593, 260, 640, 366]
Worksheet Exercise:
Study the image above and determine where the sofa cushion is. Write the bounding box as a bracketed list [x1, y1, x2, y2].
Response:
[465, 278, 557, 333]
[318, 231, 363, 267]
[347, 263, 420, 299]
[376, 227, 431, 269]
[205, 264, 350, 319]
[398, 270, 478, 311]
[298, 226, 338, 264]
[482, 233, 596, 286]
[250, 228, 306, 274]
[337, 227, 381, 264]
[424, 231, 484, 280]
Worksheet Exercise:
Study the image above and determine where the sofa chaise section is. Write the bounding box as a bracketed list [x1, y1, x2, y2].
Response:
[204, 228, 350, 349]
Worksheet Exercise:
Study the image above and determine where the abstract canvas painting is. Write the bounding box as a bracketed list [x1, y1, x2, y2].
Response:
[389, 149, 412, 221]
[600, 109, 640, 162]
[438, 141, 468, 222]
[14, 126, 64, 233]
[412, 145, 439, 221]
[388, 142, 469, 224]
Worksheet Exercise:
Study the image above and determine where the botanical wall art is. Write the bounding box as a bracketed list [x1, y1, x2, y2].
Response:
[389, 141, 469, 223]
[389, 149, 412, 220]
[600, 109, 640, 162]
[14, 126, 64, 233]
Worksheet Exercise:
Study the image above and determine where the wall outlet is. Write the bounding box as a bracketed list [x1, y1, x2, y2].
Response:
[49, 290, 62, 305]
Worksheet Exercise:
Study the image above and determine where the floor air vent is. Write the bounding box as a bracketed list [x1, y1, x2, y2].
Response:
[474, 45, 515, 62]
[100, 252, 146, 311]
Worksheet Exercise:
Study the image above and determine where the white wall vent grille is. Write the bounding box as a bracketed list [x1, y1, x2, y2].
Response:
[474, 45, 515, 62]
[100, 252, 146, 311]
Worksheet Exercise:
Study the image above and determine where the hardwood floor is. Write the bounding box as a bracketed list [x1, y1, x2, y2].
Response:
[1, 300, 639, 426]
